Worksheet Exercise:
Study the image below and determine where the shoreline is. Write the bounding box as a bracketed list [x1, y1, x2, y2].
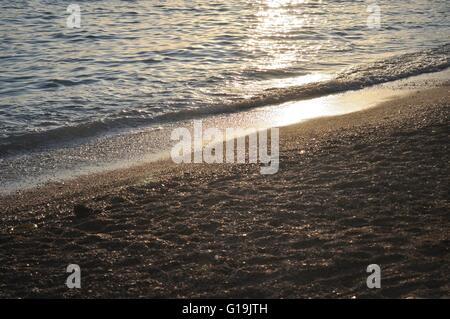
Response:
[0, 83, 449, 298]
[2, 68, 450, 194]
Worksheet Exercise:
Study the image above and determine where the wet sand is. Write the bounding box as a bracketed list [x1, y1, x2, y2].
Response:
[0, 84, 449, 298]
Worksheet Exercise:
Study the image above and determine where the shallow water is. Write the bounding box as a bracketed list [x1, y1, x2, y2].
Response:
[1, 0, 449, 152]
[1, 68, 449, 194]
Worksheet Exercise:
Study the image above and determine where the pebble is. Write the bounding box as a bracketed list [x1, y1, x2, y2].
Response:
[73, 204, 94, 219]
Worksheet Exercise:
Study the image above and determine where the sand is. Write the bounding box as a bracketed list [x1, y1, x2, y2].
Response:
[0, 84, 449, 298]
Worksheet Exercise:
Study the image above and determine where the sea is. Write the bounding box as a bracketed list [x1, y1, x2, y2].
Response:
[0, 0, 449, 191]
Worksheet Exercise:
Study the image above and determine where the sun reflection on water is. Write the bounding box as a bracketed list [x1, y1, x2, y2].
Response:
[242, 0, 330, 93]
[262, 86, 411, 128]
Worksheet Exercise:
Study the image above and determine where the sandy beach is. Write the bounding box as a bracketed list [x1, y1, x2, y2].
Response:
[0, 84, 449, 298]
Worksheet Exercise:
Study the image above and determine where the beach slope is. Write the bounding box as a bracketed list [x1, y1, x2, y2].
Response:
[0, 84, 449, 298]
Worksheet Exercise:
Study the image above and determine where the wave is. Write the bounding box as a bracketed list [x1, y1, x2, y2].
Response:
[233, 43, 450, 110]
[1, 43, 449, 156]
